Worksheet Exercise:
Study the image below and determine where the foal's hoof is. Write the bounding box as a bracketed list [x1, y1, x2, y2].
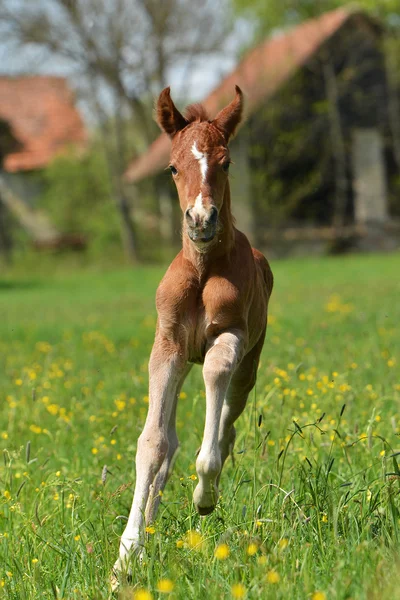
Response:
[193, 482, 218, 516]
[196, 504, 216, 516]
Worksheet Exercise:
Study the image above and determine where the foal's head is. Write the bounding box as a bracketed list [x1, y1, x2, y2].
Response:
[156, 86, 243, 246]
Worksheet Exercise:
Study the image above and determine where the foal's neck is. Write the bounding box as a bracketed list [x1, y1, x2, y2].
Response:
[182, 183, 235, 274]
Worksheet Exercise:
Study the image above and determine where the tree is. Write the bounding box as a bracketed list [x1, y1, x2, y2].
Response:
[0, 0, 232, 261]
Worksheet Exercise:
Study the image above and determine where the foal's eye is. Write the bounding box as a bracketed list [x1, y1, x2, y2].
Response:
[169, 165, 178, 176]
[222, 161, 230, 173]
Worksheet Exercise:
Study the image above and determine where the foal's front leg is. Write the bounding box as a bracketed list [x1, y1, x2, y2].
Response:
[114, 338, 186, 573]
[193, 330, 244, 514]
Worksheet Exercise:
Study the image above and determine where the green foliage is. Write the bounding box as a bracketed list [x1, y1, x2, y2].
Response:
[0, 253, 400, 598]
[40, 147, 121, 255]
[232, 0, 400, 39]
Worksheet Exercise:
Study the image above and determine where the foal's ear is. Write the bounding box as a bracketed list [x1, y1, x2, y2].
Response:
[156, 87, 188, 138]
[213, 85, 244, 142]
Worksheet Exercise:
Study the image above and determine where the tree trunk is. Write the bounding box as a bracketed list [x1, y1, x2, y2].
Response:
[116, 187, 139, 261]
[0, 196, 12, 264]
[322, 57, 349, 228]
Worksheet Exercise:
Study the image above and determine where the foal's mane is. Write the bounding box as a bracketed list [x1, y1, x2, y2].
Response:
[184, 103, 209, 124]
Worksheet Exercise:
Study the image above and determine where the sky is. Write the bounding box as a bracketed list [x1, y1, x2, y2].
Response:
[0, 3, 254, 126]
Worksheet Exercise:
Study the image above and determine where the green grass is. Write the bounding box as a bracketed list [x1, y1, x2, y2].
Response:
[1, 252, 400, 600]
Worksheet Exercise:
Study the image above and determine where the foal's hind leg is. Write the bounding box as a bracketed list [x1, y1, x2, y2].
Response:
[218, 332, 265, 480]
[145, 364, 192, 524]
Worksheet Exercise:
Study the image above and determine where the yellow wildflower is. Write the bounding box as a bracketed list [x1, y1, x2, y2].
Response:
[266, 570, 280, 584]
[214, 543, 230, 560]
[312, 593, 327, 600]
[157, 579, 174, 593]
[184, 530, 204, 550]
[278, 538, 289, 550]
[133, 590, 153, 600]
[247, 543, 258, 556]
[145, 526, 155, 535]
[231, 583, 246, 599]
[30, 425, 42, 434]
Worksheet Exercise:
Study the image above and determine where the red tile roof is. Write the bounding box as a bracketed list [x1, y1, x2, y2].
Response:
[125, 7, 367, 183]
[0, 76, 87, 172]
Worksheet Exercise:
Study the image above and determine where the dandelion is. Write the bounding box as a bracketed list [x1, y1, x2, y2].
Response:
[91, 448, 98, 455]
[266, 570, 280, 584]
[29, 424, 42, 434]
[214, 543, 230, 560]
[176, 540, 184, 548]
[133, 589, 153, 600]
[157, 579, 174, 593]
[278, 538, 289, 550]
[145, 526, 155, 535]
[32, 558, 39, 564]
[321, 514, 328, 523]
[114, 399, 126, 411]
[312, 593, 327, 600]
[46, 404, 59, 416]
[74, 535, 81, 541]
[247, 543, 258, 556]
[56, 471, 61, 477]
[189, 474, 197, 481]
[1, 432, 8, 439]
[179, 392, 187, 399]
[231, 583, 246, 598]
[184, 530, 204, 550]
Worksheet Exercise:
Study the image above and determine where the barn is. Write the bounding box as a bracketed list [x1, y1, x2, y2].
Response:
[125, 7, 400, 255]
[0, 75, 86, 257]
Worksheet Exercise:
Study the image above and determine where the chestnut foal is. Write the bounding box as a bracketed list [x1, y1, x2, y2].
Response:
[114, 86, 273, 577]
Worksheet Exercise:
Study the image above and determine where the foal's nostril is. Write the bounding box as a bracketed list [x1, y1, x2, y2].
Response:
[185, 207, 194, 225]
[208, 206, 218, 225]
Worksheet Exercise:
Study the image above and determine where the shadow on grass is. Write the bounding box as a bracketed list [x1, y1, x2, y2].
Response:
[0, 280, 41, 291]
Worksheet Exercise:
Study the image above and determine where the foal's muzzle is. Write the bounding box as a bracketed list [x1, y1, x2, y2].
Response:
[185, 206, 218, 243]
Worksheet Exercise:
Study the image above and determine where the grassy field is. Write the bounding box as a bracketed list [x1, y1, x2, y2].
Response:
[1, 252, 400, 600]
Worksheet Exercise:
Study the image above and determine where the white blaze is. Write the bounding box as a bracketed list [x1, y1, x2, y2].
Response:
[191, 142, 209, 220]
[191, 142, 208, 182]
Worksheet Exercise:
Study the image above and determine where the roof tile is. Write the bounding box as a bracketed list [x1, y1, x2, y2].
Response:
[0, 76, 87, 172]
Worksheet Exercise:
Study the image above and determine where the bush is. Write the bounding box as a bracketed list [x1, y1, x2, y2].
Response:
[40, 147, 121, 256]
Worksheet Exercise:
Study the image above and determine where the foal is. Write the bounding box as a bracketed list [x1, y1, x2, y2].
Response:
[114, 86, 273, 576]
